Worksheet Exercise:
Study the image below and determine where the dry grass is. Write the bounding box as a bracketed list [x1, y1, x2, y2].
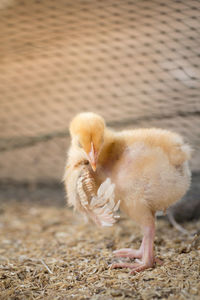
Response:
[0, 201, 199, 300]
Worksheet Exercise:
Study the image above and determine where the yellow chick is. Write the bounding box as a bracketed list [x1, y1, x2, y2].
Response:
[64, 112, 191, 273]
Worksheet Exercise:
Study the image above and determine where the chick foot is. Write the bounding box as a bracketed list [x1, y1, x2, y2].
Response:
[113, 248, 162, 262]
[113, 248, 142, 259]
[111, 260, 153, 273]
[111, 256, 163, 273]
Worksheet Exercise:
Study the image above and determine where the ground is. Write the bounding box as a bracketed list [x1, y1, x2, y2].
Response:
[0, 201, 199, 300]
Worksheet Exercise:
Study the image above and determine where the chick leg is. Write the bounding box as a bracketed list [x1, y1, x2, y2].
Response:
[112, 221, 152, 261]
[111, 222, 161, 273]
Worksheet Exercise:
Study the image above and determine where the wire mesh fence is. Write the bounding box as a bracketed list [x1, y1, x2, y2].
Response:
[0, 0, 199, 184]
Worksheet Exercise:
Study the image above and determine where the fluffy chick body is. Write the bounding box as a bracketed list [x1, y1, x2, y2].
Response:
[95, 128, 191, 226]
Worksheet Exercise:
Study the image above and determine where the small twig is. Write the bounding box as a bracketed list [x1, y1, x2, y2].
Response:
[40, 259, 53, 274]
[167, 210, 191, 236]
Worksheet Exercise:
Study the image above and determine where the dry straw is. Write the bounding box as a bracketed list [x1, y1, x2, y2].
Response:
[0, 202, 199, 299]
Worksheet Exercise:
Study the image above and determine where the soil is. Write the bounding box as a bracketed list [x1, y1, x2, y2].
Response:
[0, 200, 199, 300]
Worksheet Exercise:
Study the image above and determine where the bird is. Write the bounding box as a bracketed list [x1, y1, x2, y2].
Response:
[63, 112, 191, 273]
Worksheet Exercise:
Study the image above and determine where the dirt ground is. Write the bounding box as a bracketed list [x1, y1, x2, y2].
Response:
[0, 201, 199, 300]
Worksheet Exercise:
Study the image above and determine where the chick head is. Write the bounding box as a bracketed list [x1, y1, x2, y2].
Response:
[69, 112, 105, 171]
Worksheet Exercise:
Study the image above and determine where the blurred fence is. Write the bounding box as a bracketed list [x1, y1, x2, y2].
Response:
[0, 0, 200, 184]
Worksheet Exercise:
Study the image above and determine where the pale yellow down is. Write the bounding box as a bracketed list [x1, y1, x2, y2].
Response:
[64, 112, 191, 227]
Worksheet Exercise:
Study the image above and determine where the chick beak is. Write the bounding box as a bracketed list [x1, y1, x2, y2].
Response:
[88, 142, 97, 172]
